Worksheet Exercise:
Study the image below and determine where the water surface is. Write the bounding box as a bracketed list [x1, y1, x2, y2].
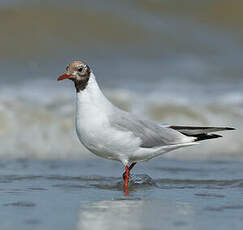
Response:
[0, 158, 243, 230]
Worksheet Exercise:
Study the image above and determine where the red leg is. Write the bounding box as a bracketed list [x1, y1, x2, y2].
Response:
[123, 166, 130, 196]
[122, 162, 136, 196]
[123, 162, 136, 180]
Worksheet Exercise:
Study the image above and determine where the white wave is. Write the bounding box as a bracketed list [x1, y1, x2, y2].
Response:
[0, 80, 240, 160]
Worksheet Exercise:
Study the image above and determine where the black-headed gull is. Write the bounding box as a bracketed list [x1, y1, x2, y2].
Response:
[57, 60, 234, 195]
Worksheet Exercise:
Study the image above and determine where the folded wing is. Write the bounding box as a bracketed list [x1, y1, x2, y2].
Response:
[109, 110, 195, 148]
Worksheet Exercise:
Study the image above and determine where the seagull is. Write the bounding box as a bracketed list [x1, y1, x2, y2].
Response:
[57, 60, 234, 195]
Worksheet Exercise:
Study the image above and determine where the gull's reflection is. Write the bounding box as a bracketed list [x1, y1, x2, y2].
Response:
[77, 200, 143, 230]
[77, 199, 194, 230]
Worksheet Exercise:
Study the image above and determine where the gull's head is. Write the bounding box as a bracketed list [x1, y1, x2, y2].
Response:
[57, 60, 91, 92]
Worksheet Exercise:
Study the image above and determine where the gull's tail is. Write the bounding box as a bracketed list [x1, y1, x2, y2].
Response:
[170, 126, 235, 142]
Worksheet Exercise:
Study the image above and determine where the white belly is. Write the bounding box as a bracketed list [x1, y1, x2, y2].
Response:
[76, 113, 141, 162]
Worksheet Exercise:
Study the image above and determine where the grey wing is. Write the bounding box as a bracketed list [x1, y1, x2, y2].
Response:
[109, 109, 189, 148]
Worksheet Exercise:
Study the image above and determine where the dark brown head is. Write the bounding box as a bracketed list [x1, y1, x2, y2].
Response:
[57, 61, 91, 92]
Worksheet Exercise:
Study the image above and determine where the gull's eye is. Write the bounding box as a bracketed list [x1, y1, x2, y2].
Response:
[78, 67, 83, 72]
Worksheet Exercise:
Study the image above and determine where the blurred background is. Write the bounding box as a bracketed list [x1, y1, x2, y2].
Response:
[0, 0, 241, 159]
[1, 2, 243, 230]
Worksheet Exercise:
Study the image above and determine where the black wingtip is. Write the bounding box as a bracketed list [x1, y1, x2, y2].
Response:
[195, 133, 222, 142]
[224, 127, 236, 131]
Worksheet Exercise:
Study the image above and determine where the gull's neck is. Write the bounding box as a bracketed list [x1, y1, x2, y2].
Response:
[76, 72, 113, 114]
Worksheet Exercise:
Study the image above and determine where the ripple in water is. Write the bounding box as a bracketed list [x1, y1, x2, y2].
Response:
[4, 201, 36, 207]
[205, 205, 243, 212]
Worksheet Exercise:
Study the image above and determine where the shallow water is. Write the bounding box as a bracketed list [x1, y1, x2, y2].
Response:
[0, 158, 243, 230]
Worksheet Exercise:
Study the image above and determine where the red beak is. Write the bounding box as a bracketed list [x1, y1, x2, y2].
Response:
[57, 73, 72, 81]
